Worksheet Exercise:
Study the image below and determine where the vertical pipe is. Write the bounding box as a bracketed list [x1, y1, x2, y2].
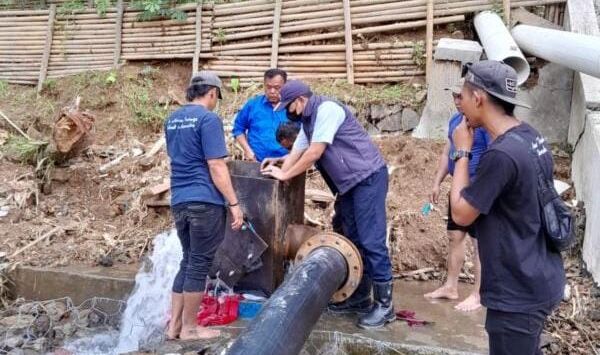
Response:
[227, 247, 347, 355]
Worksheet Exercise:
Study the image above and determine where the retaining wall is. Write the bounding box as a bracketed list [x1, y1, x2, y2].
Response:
[565, 0, 600, 283]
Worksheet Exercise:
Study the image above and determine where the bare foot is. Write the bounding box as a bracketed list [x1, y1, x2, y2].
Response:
[166, 319, 181, 340]
[179, 326, 221, 340]
[454, 292, 481, 312]
[424, 285, 459, 300]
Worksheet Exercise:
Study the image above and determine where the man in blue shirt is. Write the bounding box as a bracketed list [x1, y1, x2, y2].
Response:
[424, 79, 489, 312]
[233, 69, 290, 162]
[451, 61, 564, 355]
[164, 71, 244, 341]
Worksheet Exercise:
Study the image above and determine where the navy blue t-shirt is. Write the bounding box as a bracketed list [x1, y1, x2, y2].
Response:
[462, 123, 565, 313]
[164, 104, 228, 207]
[448, 112, 490, 177]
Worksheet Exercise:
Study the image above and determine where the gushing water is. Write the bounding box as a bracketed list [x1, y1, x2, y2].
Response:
[65, 229, 182, 354]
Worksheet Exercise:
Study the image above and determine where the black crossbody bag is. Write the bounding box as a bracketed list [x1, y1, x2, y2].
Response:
[507, 132, 575, 252]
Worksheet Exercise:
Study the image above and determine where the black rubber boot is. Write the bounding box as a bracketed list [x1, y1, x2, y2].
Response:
[357, 281, 395, 329]
[328, 275, 373, 315]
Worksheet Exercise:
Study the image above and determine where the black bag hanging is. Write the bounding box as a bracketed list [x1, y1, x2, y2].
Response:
[507, 132, 575, 252]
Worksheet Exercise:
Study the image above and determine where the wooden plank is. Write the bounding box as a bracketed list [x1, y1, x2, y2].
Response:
[37, 4, 56, 93]
[113, 0, 124, 68]
[425, 0, 434, 82]
[193, 1, 203, 74]
[270, 0, 283, 68]
[342, 0, 354, 84]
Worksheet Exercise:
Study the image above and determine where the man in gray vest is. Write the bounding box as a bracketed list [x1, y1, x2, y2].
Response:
[261, 80, 395, 329]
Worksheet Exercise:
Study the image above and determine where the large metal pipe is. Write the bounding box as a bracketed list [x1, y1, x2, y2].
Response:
[227, 247, 347, 355]
[511, 25, 600, 79]
[474, 11, 530, 84]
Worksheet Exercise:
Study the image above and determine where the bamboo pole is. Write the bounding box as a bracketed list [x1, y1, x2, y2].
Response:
[426, 0, 434, 82]
[503, 0, 511, 24]
[270, 0, 282, 68]
[193, 1, 203, 74]
[113, 0, 124, 68]
[342, 0, 354, 84]
[122, 53, 194, 60]
[37, 4, 56, 92]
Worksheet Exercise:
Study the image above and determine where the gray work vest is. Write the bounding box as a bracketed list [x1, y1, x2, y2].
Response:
[302, 95, 386, 194]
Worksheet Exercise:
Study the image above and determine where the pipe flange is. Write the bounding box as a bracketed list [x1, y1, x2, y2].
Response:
[294, 232, 363, 303]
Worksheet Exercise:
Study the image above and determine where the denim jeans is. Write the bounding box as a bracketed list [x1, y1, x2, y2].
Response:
[171, 202, 226, 293]
[337, 166, 393, 283]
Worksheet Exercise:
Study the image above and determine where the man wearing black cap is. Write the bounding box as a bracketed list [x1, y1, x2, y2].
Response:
[164, 71, 244, 340]
[261, 80, 395, 329]
[450, 60, 565, 354]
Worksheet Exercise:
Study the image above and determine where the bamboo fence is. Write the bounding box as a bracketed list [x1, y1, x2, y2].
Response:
[0, 0, 567, 89]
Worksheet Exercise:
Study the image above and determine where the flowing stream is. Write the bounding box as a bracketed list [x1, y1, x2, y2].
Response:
[65, 229, 182, 354]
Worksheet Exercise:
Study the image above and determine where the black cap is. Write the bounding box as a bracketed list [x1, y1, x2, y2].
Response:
[463, 60, 531, 109]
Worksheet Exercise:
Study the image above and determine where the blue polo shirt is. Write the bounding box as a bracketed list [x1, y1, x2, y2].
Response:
[232, 95, 289, 161]
[448, 112, 490, 177]
[164, 104, 228, 207]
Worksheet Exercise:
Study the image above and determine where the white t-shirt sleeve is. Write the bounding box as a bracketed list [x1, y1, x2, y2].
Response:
[311, 101, 346, 144]
[292, 125, 309, 151]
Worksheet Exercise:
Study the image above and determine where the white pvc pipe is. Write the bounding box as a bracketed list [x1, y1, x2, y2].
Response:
[512, 25, 600, 79]
[474, 11, 530, 85]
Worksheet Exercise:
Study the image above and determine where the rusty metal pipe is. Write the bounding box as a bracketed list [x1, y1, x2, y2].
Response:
[226, 247, 347, 355]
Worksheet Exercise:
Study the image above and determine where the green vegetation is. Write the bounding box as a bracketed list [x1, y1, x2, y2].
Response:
[230, 77, 241, 94]
[490, 1, 504, 17]
[123, 78, 170, 130]
[2, 135, 48, 165]
[94, 0, 114, 17]
[132, 0, 195, 21]
[311, 79, 419, 112]
[0, 80, 8, 96]
[105, 70, 118, 86]
[58, 0, 86, 15]
[411, 41, 426, 69]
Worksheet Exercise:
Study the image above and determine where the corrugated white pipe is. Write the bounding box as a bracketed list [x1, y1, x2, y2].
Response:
[474, 11, 530, 85]
[512, 25, 600, 79]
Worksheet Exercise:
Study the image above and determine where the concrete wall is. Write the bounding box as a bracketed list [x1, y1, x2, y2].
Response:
[515, 63, 574, 143]
[565, 0, 600, 283]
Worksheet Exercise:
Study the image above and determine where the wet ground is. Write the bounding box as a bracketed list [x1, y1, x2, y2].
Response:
[160, 280, 487, 355]
[9, 266, 487, 354]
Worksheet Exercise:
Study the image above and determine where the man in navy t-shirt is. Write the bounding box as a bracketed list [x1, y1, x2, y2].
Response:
[450, 61, 565, 355]
[164, 71, 244, 341]
[425, 79, 489, 312]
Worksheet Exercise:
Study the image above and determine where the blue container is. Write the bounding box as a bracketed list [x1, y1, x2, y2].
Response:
[238, 300, 263, 319]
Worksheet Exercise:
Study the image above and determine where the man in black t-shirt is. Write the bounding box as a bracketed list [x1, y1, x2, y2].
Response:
[449, 60, 565, 355]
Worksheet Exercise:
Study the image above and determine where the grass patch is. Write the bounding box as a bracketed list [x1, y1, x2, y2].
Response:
[411, 41, 426, 69]
[311, 79, 419, 109]
[2, 135, 48, 165]
[123, 78, 170, 130]
[0, 80, 8, 96]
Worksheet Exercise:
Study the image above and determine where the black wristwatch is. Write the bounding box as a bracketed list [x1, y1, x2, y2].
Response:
[451, 150, 472, 162]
